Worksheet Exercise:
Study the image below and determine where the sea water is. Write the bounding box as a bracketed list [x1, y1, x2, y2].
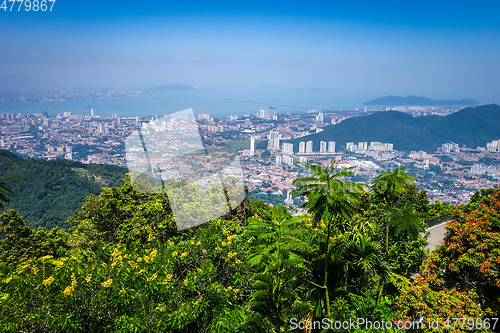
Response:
[0, 88, 369, 118]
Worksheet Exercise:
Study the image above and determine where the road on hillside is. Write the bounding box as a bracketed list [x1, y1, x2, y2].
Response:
[427, 223, 448, 251]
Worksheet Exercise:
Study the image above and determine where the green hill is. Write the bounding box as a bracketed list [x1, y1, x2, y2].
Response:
[287, 104, 500, 152]
[0, 150, 126, 229]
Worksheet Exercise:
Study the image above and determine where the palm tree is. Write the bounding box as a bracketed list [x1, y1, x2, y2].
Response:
[372, 166, 416, 256]
[291, 160, 365, 315]
[372, 165, 416, 207]
[346, 234, 386, 291]
[0, 177, 19, 208]
[371, 166, 417, 306]
[387, 201, 422, 241]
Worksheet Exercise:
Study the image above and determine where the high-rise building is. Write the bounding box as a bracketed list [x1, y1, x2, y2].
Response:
[486, 139, 500, 152]
[320, 141, 327, 153]
[283, 155, 294, 166]
[470, 164, 486, 175]
[275, 156, 282, 165]
[358, 142, 368, 150]
[229, 115, 238, 121]
[299, 141, 306, 154]
[328, 141, 335, 153]
[90, 109, 95, 117]
[298, 156, 308, 163]
[316, 113, 324, 123]
[285, 190, 293, 206]
[250, 136, 256, 155]
[306, 141, 313, 153]
[282, 142, 294, 155]
[441, 142, 459, 154]
[267, 131, 280, 150]
[369, 142, 393, 151]
[198, 114, 210, 120]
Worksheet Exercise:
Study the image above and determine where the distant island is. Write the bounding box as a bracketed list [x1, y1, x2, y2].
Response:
[363, 95, 478, 106]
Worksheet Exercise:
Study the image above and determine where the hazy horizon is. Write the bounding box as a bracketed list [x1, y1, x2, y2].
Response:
[2, 0, 500, 104]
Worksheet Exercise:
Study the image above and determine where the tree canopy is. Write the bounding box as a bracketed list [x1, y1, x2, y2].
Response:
[0, 160, 499, 332]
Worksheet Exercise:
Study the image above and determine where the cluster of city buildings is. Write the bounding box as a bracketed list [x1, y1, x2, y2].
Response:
[1, 105, 499, 207]
[486, 139, 500, 152]
[0, 110, 140, 165]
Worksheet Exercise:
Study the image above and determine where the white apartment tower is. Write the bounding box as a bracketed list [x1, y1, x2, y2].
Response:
[328, 141, 335, 153]
[306, 141, 313, 153]
[320, 141, 327, 153]
[285, 190, 293, 206]
[369, 142, 393, 151]
[283, 155, 294, 166]
[487, 139, 500, 152]
[282, 142, 294, 155]
[267, 131, 280, 150]
[250, 136, 256, 155]
[299, 141, 306, 154]
[316, 113, 324, 123]
[442, 142, 460, 154]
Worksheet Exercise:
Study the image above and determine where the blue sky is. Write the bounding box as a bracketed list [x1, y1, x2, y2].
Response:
[2, 0, 500, 102]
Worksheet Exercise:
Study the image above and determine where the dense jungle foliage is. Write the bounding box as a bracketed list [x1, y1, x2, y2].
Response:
[0, 150, 126, 230]
[0, 160, 499, 332]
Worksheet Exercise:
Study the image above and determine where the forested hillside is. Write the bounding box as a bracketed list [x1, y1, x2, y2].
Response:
[0, 150, 126, 229]
[0, 161, 498, 332]
[288, 104, 500, 152]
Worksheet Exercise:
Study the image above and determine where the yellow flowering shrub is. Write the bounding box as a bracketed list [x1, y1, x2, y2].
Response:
[101, 279, 113, 288]
[147, 272, 158, 282]
[162, 273, 174, 285]
[70, 273, 77, 289]
[63, 286, 72, 296]
[43, 276, 54, 286]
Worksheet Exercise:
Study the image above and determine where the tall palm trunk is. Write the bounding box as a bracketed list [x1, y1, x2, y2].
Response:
[323, 217, 332, 315]
[385, 223, 390, 257]
[377, 217, 390, 308]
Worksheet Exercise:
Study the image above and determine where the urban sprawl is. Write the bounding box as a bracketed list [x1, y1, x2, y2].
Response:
[1, 106, 499, 206]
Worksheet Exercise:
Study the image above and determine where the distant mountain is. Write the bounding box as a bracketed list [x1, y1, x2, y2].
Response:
[287, 104, 500, 152]
[0, 150, 126, 229]
[363, 95, 478, 106]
